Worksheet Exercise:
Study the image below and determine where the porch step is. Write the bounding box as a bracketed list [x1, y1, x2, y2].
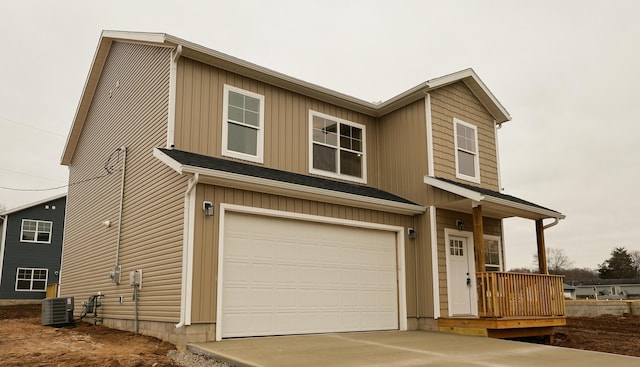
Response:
[438, 317, 566, 339]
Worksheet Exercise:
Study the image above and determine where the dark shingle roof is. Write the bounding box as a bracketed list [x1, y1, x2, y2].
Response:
[433, 176, 560, 214]
[158, 148, 417, 205]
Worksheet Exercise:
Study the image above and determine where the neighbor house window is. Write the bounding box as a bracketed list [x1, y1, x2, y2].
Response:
[15, 268, 48, 291]
[222, 84, 265, 163]
[309, 111, 366, 183]
[484, 237, 502, 272]
[20, 219, 52, 244]
[453, 118, 480, 183]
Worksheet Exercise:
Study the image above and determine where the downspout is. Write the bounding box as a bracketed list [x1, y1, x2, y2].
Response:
[113, 146, 127, 283]
[176, 172, 198, 328]
[412, 216, 419, 321]
[167, 45, 182, 149]
[429, 206, 440, 319]
[494, 121, 503, 191]
[543, 216, 563, 230]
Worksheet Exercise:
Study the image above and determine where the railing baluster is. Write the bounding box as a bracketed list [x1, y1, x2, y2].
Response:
[475, 272, 565, 318]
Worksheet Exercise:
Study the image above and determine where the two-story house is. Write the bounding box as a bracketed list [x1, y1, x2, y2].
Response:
[59, 31, 565, 345]
[0, 194, 66, 300]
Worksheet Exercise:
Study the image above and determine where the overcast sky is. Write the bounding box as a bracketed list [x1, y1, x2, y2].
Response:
[1, 0, 639, 270]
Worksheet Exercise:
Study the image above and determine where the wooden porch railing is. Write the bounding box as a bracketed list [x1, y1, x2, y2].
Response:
[477, 272, 565, 318]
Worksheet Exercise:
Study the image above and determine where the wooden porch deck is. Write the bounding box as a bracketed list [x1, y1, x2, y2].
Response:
[439, 272, 567, 339]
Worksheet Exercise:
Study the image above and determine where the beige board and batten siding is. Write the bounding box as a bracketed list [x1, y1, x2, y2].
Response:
[61, 41, 187, 322]
[188, 184, 425, 324]
[376, 99, 428, 205]
[173, 57, 379, 185]
[430, 82, 499, 191]
[435, 209, 502, 316]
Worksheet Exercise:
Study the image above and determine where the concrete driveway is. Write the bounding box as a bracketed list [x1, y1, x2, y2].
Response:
[188, 331, 639, 367]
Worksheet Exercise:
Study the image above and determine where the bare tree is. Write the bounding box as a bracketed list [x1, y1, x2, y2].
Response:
[631, 250, 640, 277]
[533, 247, 573, 275]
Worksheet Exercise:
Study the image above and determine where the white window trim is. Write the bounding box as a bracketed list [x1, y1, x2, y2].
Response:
[20, 219, 53, 244]
[308, 110, 367, 184]
[222, 84, 265, 164]
[453, 118, 481, 184]
[484, 235, 503, 272]
[15, 267, 48, 292]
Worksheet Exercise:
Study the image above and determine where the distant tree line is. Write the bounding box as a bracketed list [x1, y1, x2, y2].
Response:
[508, 246, 640, 281]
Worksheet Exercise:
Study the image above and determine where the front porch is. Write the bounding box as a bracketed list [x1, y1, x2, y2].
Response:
[424, 176, 567, 339]
[439, 271, 566, 338]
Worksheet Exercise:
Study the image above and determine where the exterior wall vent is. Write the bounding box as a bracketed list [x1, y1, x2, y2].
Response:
[41, 297, 74, 326]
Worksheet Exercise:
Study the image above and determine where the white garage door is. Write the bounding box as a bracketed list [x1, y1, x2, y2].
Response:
[221, 212, 399, 338]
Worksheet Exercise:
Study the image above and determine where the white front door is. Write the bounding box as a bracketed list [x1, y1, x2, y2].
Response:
[447, 235, 475, 316]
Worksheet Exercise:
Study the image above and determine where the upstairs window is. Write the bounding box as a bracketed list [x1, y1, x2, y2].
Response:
[16, 267, 48, 291]
[222, 85, 265, 163]
[309, 111, 366, 183]
[21, 219, 52, 244]
[454, 118, 480, 183]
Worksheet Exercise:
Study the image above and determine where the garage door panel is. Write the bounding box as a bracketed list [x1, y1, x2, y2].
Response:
[222, 212, 399, 338]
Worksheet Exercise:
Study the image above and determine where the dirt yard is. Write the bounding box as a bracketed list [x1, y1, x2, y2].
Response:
[0, 304, 182, 366]
[552, 313, 640, 357]
[2, 304, 640, 366]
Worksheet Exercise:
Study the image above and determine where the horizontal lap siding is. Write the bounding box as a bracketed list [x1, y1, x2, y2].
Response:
[61, 41, 186, 322]
[430, 82, 499, 191]
[174, 58, 378, 185]
[190, 185, 416, 323]
[436, 209, 502, 316]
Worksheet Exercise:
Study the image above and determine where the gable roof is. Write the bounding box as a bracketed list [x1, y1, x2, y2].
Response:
[0, 193, 67, 216]
[61, 30, 511, 165]
[424, 176, 564, 220]
[154, 148, 425, 215]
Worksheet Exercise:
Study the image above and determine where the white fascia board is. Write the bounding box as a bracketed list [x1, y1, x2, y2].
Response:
[483, 196, 565, 220]
[1, 193, 67, 216]
[426, 69, 511, 123]
[101, 30, 168, 44]
[184, 165, 426, 215]
[153, 148, 185, 174]
[424, 176, 484, 202]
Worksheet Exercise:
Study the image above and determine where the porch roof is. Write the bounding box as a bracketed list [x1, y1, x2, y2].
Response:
[424, 176, 565, 220]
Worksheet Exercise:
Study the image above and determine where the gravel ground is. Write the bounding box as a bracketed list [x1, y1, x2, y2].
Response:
[169, 350, 233, 367]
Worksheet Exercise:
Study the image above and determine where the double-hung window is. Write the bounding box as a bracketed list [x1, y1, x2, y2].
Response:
[222, 84, 265, 163]
[484, 237, 502, 272]
[453, 118, 480, 183]
[20, 219, 52, 244]
[16, 268, 48, 291]
[309, 111, 366, 183]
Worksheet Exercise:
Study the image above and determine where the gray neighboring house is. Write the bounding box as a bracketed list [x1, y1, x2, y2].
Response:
[571, 279, 640, 300]
[0, 194, 66, 300]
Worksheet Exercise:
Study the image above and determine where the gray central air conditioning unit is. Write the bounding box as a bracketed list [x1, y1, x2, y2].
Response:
[42, 297, 74, 326]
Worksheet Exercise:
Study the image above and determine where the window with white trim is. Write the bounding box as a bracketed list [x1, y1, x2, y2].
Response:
[15, 268, 48, 291]
[222, 85, 265, 163]
[20, 219, 52, 244]
[309, 111, 366, 183]
[453, 118, 480, 183]
[484, 237, 502, 272]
